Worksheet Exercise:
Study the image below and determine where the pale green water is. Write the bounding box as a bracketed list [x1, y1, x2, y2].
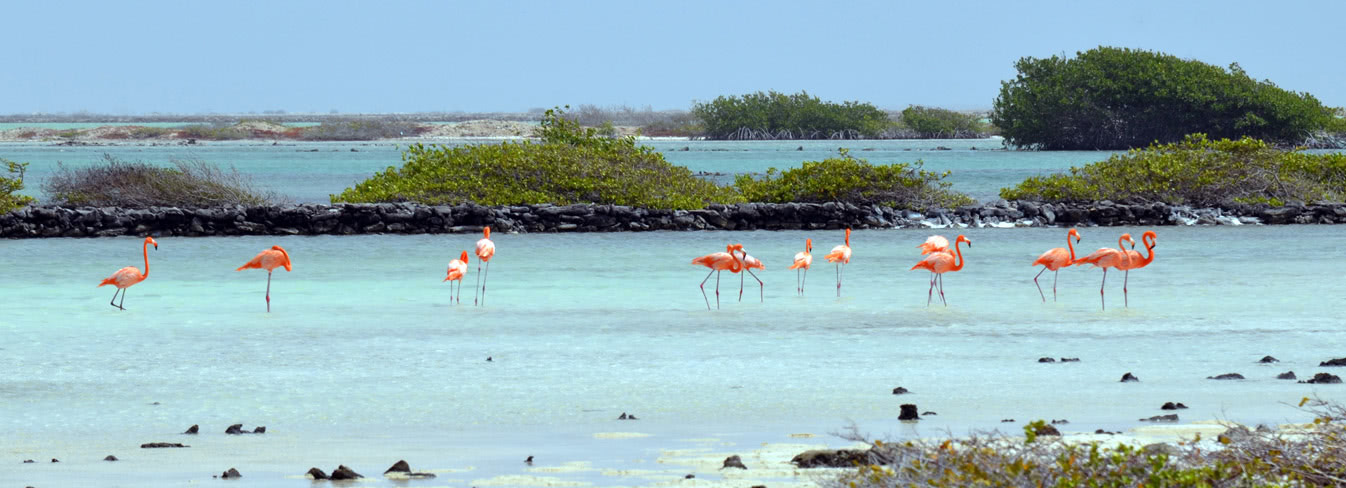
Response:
[4, 226, 1346, 486]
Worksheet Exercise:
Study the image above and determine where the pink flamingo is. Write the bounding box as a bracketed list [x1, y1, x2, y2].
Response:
[474, 227, 495, 306]
[788, 239, 813, 295]
[443, 250, 470, 304]
[692, 244, 745, 310]
[910, 235, 971, 306]
[97, 236, 158, 310]
[1072, 233, 1135, 310]
[1031, 228, 1082, 302]
[236, 245, 293, 312]
[917, 235, 950, 255]
[824, 228, 852, 296]
[1117, 230, 1157, 307]
[737, 247, 765, 302]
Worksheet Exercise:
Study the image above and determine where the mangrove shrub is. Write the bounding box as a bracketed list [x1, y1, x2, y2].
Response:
[331, 108, 740, 209]
[993, 47, 1338, 149]
[999, 134, 1346, 206]
[692, 91, 890, 140]
[1, 159, 36, 212]
[43, 155, 275, 208]
[899, 106, 992, 138]
[734, 149, 975, 211]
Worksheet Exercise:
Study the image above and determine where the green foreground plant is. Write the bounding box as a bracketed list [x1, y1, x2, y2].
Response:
[1, 158, 36, 212]
[999, 134, 1346, 206]
[43, 154, 276, 207]
[331, 108, 740, 209]
[735, 149, 974, 211]
[833, 398, 1346, 488]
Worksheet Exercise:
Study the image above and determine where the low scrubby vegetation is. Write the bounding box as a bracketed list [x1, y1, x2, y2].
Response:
[1, 159, 36, 212]
[999, 134, 1346, 206]
[735, 149, 974, 210]
[895, 106, 994, 139]
[300, 119, 425, 140]
[835, 399, 1346, 488]
[334, 108, 973, 210]
[331, 108, 740, 209]
[42, 154, 276, 207]
[692, 90, 892, 140]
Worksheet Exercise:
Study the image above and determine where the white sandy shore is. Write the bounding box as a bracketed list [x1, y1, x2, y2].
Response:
[0, 120, 649, 143]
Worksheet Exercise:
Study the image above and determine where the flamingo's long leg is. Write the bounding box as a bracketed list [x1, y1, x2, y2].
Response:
[835, 263, 843, 297]
[926, 273, 935, 307]
[1123, 269, 1129, 308]
[698, 268, 716, 310]
[795, 269, 801, 295]
[1052, 269, 1059, 301]
[937, 273, 947, 306]
[1100, 268, 1108, 311]
[738, 270, 745, 302]
[801, 268, 807, 294]
[714, 270, 722, 309]
[1033, 267, 1048, 303]
[480, 261, 490, 306]
[109, 288, 122, 309]
[746, 268, 763, 302]
[473, 261, 482, 306]
[265, 270, 272, 313]
[119, 287, 128, 310]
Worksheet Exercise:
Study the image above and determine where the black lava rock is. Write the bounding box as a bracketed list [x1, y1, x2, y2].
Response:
[1320, 358, 1346, 367]
[1303, 373, 1344, 384]
[1037, 357, 1056, 363]
[1259, 356, 1279, 363]
[183, 424, 199, 434]
[722, 455, 747, 469]
[1140, 414, 1179, 422]
[1207, 373, 1245, 380]
[891, 387, 910, 395]
[1161, 402, 1189, 410]
[330, 465, 363, 480]
[898, 404, 920, 420]
[1121, 372, 1139, 382]
[1278, 371, 1298, 380]
[141, 443, 188, 448]
[104, 455, 118, 461]
[306, 468, 329, 480]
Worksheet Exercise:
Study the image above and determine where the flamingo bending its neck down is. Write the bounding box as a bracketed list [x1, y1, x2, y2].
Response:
[474, 227, 495, 306]
[918, 235, 950, 255]
[98, 236, 158, 310]
[737, 248, 765, 303]
[236, 245, 292, 312]
[789, 238, 813, 295]
[443, 251, 470, 304]
[1031, 228, 1082, 302]
[692, 244, 745, 310]
[824, 228, 852, 297]
[1072, 233, 1135, 310]
[1117, 230, 1157, 308]
[910, 235, 971, 306]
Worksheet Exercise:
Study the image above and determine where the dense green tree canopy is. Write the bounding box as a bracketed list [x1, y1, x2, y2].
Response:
[691, 91, 890, 140]
[992, 47, 1337, 150]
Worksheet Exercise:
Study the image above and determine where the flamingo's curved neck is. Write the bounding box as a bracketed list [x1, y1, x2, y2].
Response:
[141, 241, 150, 279]
[1066, 234, 1077, 261]
[1118, 236, 1132, 268]
[951, 240, 966, 271]
[1138, 235, 1155, 266]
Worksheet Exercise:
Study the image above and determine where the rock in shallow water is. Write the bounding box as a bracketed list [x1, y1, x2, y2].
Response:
[1302, 373, 1343, 384]
[1120, 372, 1139, 382]
[898, 404, 919, 420]
[330, 465, 363, 480]
[1140, 414, 1179, 422]
[1278, 371, 1298, 380]
[1207, 373, 1245, 380]
[722, 455, 747, 469]
[1161, 402, 1189, 410]
[141, 442, 188, 448]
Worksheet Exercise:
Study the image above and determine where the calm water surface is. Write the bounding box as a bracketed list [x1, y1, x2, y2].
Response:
[4, 225, 1346, 486]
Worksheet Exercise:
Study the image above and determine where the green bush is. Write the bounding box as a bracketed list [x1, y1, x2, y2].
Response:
[42, 154, 276, 207]
[999, 133, 1346, 206]
[1, 159, 36, 212]
[993, 47, 1338, 149]
[331, 107, 741, 209]
[300, 119, 423, 141]
[899, 106, 992, 138]
[734, 149, 975, 210]
[692, 90, 891, 140]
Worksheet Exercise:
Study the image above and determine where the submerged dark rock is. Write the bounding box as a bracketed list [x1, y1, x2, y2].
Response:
[1161, 402, 1189, 410]
[225, 424, 245, 435]
[1278, 371, 1298, 380]
[104, 455, 118, 461]
[183, 424, 199, 434]
[1303, 373, 1344, 384]
[891, 387, 910, 395]
[1259, 355, 1279, 363]
[1060, 357, 1081, 362]
[219, 468, 241, 479]
[330, 465, 363, 480]
[141, 442, 188, 448]
[791, 449, 869, 468]
[1037, 357, 1056, 363]
[1208, 373, 1245, 380]
[898, 404, 920, 420]
[1321, 358, 1346, 367]
[722, 455, 747, 469]
[1121, 372, 1140, 382]
[306, 468, 330, 480]
[1141, 414, 1179, 422]
[385, 460, 411, 474]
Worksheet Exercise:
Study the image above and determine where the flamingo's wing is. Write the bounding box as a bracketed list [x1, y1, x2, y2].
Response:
[918, 235, 949, 255]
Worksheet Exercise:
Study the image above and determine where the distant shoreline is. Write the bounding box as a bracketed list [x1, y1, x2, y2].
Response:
[0, 119, 648, 143]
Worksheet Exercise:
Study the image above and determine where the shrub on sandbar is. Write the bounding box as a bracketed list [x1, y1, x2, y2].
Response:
[999, 133, 1346, 206]
[43, 154, 276, 207]
[1, 158, 36, 212]
[331, 107, 741, 209]
[733, 149, 975, 211]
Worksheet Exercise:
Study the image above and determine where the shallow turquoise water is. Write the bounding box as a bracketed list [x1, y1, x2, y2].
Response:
[4, 225, 1346, 486]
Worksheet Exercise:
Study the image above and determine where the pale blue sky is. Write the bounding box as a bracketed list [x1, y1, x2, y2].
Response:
[4, 0, 1344, 114]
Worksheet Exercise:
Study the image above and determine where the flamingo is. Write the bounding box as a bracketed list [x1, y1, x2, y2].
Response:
[692, 244, 745, 310]
[97, 236, 158, 310]
[236, 245, 292, 312]
[443, 250, 470, 304]
[788, 239, 813, 295]
[1117, 230, 1157, 307]
[910, 235, 971, 306]
[917, 235, 950, 255]
[474, 226, 495, 306]
[824, 228, 852, 297]
[1072, 233, 1135, 310]
[1031, 228, 1082, 302]
[737, 247, 765, 302]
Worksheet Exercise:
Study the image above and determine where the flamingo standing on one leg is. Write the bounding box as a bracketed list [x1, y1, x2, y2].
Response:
[789, 239, 813, 295]
[824, 228, 852, 297]
[692, 244, 744, 310]
[1117, 230, 1157, 308]
[443, 251, 470, 305]
[737, 247, 765, 303]
[910, 235, 971, 306]
[1072, 233, 1135, 311]
[917, 235, 953, 294]
[474, 226, 495, 306]
[236, 245, 292, 312]
[1031, 228, 1082, 302]
[97, 236, 158, 310]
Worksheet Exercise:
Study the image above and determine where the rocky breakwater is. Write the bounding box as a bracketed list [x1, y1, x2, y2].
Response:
[3, 200, 1345, 238]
